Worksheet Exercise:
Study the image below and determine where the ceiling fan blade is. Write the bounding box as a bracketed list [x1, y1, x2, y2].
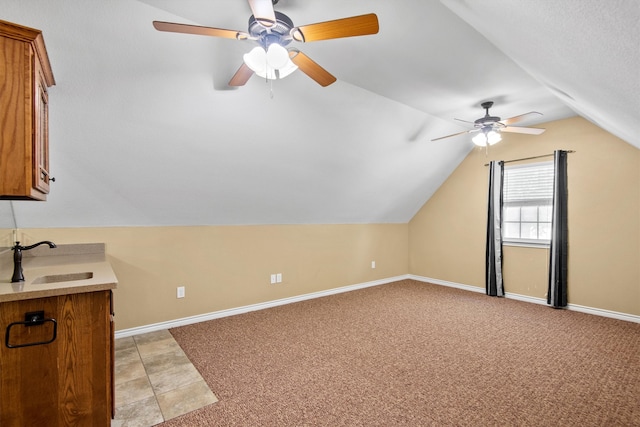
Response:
[289, 50, 337, 87]
[502, 126, 546, 135]
[431, 129, 479, 142]
[248, 0, 276, 28]
[454, 118, 476, 125]
[501, 111, 542, 125]
[153, 21, 248, 40]
[229, 63, 254, 86]
[291, 13, 379, 42]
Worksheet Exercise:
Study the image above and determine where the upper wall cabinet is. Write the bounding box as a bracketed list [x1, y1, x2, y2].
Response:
[0, 20, 55, 201]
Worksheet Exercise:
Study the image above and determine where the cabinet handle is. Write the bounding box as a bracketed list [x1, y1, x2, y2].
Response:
[40, 169, 55, 183]
[5, 316, 58, 349]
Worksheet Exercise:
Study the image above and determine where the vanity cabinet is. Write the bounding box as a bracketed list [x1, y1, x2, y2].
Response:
[0, 19, 55, 200]
[0, 290, 114, 426]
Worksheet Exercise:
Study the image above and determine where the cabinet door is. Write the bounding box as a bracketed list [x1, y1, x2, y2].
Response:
[0, 297, 60, 426]
[0, 292, 112, 427]
[0, 36, 31, 198]
[33, 55, 50, 194]
[57, 291, 112, 426]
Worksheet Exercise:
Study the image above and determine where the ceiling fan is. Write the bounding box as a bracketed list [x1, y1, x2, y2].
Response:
[432, 101, 546, 146]
[152, 0, 379, 87]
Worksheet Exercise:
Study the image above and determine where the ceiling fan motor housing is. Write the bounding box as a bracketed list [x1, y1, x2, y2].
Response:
[475, 101, 503, 128]
[248, 11, 294, 48]
[475, 116, 503, 126]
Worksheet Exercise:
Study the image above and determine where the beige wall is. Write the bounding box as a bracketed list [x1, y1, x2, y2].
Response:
[2, 117, 638, 331]
[409, 116, 640, 316]
[13, 224, 408, 330]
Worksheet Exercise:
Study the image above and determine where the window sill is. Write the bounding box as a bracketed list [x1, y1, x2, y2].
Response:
[504, 240, 550, 249]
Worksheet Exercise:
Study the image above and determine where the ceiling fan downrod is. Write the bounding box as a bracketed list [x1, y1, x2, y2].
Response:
[476, 101, 501, 126]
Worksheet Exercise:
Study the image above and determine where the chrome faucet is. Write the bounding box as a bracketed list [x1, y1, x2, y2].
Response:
[11, 241, 57, 283]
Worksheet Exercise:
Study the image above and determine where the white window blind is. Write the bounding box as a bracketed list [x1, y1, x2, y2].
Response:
[503, 162, 554, 204]
[503, 161, 554, 245]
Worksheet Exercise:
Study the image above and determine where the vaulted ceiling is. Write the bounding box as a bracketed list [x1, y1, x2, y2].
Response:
[2, 0, 638, 228]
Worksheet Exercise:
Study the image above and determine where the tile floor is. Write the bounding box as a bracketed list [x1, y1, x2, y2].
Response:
[112, 329, 218, 427]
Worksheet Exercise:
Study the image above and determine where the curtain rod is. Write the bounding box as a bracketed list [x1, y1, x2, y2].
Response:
[484, 150, 575, 167]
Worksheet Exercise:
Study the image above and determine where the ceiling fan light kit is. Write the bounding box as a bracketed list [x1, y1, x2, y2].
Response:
[243, 45, 298, 80]
[472, 129, 501, 146]
[152, 0, 379, 87]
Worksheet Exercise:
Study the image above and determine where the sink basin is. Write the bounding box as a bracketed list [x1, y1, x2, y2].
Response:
[32, 272, 94, 284]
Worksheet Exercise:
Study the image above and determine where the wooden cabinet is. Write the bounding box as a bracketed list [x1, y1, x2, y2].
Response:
[0, 291, 114, 426]
[0, 19, 55, 200]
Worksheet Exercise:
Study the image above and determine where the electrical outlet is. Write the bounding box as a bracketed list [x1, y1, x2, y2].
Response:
[270, 274, 277, 284]
[371, 261, 376, 269]
[276, 273, 282, 283]
[177, 286, 185, 298]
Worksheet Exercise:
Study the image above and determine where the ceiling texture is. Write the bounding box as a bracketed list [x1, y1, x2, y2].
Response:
[2, 0, 638, 228]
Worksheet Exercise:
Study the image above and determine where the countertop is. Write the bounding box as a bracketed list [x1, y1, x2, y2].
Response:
[0, 243, 117, 303]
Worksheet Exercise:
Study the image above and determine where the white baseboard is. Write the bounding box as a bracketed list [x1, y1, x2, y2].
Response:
[115, 274, 411, 338]
[116, 274, 638, 338]
[408, 275, 485, 294]
[409, 274, 640, 324]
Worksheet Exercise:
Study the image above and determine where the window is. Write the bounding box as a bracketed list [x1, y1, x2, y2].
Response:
[502, 161, 553, 246]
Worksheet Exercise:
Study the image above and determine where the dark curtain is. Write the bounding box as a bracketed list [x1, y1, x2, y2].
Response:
[548, 150, 569, 307]
[486, 161, 504, 297]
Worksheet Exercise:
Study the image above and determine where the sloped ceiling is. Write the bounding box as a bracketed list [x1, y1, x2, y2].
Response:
[1, 0, 637, 228]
